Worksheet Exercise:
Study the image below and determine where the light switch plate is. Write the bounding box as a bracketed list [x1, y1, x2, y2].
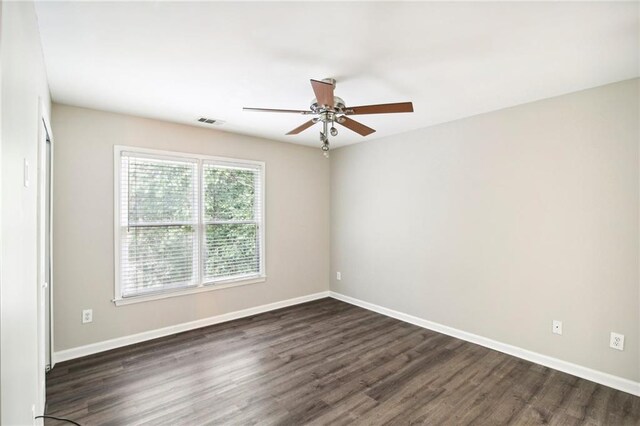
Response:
[23, 159, 29, 188]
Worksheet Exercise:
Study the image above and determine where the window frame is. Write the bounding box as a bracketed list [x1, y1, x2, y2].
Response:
[113, 145, 266, 306]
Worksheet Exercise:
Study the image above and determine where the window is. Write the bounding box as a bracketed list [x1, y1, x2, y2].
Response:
[115, 146, 264, 304]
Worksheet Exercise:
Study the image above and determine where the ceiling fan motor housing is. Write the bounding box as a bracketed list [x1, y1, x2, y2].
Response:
[310, 96, 346, 116]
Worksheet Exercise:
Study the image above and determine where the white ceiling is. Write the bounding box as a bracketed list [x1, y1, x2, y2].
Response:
[35, 1, 639, 148]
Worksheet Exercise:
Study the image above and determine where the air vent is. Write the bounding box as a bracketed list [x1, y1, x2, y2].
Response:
[197, 117, 224, 125]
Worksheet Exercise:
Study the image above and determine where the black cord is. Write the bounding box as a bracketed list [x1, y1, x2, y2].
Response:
[35, 415, 82, 426]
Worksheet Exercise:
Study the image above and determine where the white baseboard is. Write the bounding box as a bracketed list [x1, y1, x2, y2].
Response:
[53, 291, 330, 364]
[329, 291, 640, 397]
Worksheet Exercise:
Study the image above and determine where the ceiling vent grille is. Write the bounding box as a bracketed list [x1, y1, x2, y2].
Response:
[197, 117, 224, 125]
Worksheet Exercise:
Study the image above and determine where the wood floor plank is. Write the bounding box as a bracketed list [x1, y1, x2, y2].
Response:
[45, 298, 640, 425]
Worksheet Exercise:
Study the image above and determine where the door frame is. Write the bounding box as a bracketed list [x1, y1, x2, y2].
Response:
[36, 98, 54, 412]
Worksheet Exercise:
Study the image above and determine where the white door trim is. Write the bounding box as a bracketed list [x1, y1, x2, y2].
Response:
[36, 98, 54, 418]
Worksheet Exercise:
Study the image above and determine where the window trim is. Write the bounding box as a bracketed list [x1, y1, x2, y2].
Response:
[113, 145, 266, 306]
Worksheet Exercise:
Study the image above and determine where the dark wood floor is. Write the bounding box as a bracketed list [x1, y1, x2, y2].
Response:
[46, 298, 640, 425]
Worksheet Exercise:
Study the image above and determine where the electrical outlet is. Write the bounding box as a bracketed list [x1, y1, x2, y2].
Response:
[552, 320, 562, 335]
[610, 332, 624, 351]
[82, 309, 93, 324]
[336, 272, 342, 281]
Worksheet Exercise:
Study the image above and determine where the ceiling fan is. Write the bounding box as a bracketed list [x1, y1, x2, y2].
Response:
[243, 78, 414, 156]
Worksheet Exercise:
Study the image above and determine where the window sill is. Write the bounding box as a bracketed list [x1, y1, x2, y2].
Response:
[113, 275, 266, 306]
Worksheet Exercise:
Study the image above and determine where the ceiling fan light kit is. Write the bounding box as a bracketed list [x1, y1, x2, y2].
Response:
[243, 78, 414, 156]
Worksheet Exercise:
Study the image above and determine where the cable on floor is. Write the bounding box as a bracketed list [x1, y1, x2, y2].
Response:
[35, 415, 82, 426]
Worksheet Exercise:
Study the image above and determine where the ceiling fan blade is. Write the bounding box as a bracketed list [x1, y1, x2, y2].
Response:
[310, 79, 334, 108]
[286, 120, 316, 135]
[337, 117, 376, 136]
[345, 102, 414, 115]
[243, 107, 312, 114]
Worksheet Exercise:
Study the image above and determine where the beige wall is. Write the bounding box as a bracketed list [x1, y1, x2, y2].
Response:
[1, 1, 52, 423]
[52, 104, 330, 351]
[331, 79, 639, 382]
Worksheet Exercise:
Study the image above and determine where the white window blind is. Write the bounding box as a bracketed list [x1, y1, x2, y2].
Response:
[116, 148, 265, 301]
[203, 163, 262, 281]
[119, 154, 199, 297]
